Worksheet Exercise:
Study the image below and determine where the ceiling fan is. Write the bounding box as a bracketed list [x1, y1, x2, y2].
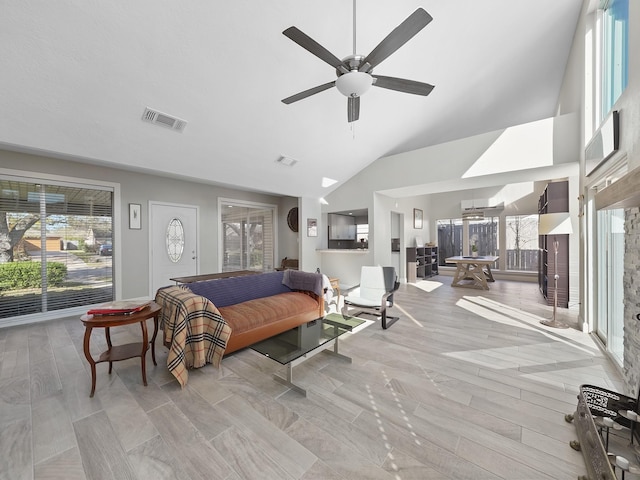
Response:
[281, 2, 435, 122]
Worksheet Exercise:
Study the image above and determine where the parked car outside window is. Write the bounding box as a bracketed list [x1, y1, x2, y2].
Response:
[99, 243, 112, 256]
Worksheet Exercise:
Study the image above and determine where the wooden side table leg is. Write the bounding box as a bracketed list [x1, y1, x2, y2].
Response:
[105, 326, 113, 374]
[140, 319, 149, 387]
[83, 326, 97, 398]
[150, 316, 159, 366]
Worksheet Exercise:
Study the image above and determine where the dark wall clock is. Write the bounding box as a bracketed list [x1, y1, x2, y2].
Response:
[287, 207, 299, 232]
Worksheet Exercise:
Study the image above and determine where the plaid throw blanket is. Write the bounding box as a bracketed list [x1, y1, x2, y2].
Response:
[155, 286, 232, 387]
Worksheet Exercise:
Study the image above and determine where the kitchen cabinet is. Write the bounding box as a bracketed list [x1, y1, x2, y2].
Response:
[329, 214, 356, 240]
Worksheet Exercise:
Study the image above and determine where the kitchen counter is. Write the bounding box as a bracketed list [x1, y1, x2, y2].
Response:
[317, 249, 369, 254]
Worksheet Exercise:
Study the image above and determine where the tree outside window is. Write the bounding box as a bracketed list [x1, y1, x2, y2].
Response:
[0, 180, 113, 319]
[505, 214, 538, 271]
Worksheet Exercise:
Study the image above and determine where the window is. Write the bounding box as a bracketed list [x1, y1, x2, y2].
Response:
[0, 177, 114, 320]
[588, 160, 627, 365]
[596, 207, 625, 365]
[468, 216, 499, 257]
[220, 201, 275, 272]
[437, 218, 463, 265]
[437, 216, 499, 264]
[601, 0, 628, 117]
[505, 215, 539, 271]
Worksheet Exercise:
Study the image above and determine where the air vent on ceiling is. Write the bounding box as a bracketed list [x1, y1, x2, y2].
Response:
[276, 156, 298, 167]
[142, 107, 187, 132]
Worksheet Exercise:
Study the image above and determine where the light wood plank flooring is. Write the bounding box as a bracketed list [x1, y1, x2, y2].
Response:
[0, 279, 636, 479]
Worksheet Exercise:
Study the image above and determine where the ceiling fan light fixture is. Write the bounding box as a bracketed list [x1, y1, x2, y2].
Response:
[336, 71, 372, 98]
[462, 210, 485, 221]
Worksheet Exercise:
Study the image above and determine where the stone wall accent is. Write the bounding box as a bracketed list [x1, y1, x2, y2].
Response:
[624, 207, 640, 395]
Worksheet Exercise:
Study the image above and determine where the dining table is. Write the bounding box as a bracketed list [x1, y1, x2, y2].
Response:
[445, 255, 499, 290]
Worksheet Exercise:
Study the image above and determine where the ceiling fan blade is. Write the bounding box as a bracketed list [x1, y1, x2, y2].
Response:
[282, 81, 335, 104]
[283, 27, 349, 74]
[347, 96, 360, 123]
[359, 8, 432, 73]
[372, 75, 434, 96]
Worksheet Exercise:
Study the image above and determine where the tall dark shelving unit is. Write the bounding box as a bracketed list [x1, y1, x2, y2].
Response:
[406, 246, 438, 281]
[538, 181, 569, 308]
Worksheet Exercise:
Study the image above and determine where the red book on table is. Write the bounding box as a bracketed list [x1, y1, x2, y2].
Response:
[87, 300, 150, 316]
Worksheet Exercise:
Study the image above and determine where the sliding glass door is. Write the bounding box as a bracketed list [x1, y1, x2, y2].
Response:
[595, 207, 625, 364]
[220, 201, 274, 272]
[0, 177, 114, 320]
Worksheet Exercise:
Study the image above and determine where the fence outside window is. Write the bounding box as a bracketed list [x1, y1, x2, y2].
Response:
[437, 215, 538, 271]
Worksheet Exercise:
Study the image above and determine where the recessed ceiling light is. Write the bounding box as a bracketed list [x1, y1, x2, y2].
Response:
[276, 156, 297, 167]
[322, 177, 338, 188]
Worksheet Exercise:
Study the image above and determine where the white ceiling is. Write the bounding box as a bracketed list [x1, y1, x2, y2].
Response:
[0, 1, 583, 199]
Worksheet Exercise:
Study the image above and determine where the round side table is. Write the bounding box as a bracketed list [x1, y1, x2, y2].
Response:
[81, 302, 161, 397]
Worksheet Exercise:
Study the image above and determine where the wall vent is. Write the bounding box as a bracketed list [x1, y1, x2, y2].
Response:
[142, 107, 187, 132]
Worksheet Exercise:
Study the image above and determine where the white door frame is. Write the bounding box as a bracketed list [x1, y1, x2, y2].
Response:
[148, 200, 200, 296]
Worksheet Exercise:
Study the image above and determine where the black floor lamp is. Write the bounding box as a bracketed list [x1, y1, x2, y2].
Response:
[538, 212, 573, 328]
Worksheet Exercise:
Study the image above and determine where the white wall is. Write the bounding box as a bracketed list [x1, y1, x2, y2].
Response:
[278, 196, 299, 264]
[323, 113, 581, 285]
[564, 1, 640, 337]
[350, 114, 579, 198]
[299, 196, 322, 273]
[318, 180, 374, 287]
[1, 149, 293, 300]
[319, 185, 432, 285]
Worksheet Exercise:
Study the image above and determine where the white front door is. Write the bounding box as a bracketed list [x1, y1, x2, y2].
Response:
[149, 202, 198, 296]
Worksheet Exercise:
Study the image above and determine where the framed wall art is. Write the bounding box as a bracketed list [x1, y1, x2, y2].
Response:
[129, 203, 142, 230]
[307, 218, 318, 237]
[413, 208, 423, 229]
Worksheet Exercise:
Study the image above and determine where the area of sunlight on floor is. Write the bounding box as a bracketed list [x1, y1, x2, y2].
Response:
[412, 279, 443, 293]
[444, 295, 608, 384]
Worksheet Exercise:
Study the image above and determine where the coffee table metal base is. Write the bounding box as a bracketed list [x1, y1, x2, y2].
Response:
[251, 315, 364, 397]
[272, 337, 352, 397]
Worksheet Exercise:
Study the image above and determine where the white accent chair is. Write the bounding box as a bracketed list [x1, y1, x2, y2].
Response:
[342, 266, 400, 329]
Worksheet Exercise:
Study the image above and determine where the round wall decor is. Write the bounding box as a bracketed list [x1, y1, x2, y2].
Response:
[287, 207, 299, 232]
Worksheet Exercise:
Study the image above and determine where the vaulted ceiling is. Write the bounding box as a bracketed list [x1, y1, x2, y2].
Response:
[0, 1, 583, 199]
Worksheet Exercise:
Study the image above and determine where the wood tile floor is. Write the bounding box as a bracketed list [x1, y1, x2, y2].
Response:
[1, 278, 636, 479]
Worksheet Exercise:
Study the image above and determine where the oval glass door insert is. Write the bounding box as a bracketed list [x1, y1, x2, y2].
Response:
[166, 218, 185, 262]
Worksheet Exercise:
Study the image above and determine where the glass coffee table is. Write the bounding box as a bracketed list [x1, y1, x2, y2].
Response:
[250, 314, 364, 396]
